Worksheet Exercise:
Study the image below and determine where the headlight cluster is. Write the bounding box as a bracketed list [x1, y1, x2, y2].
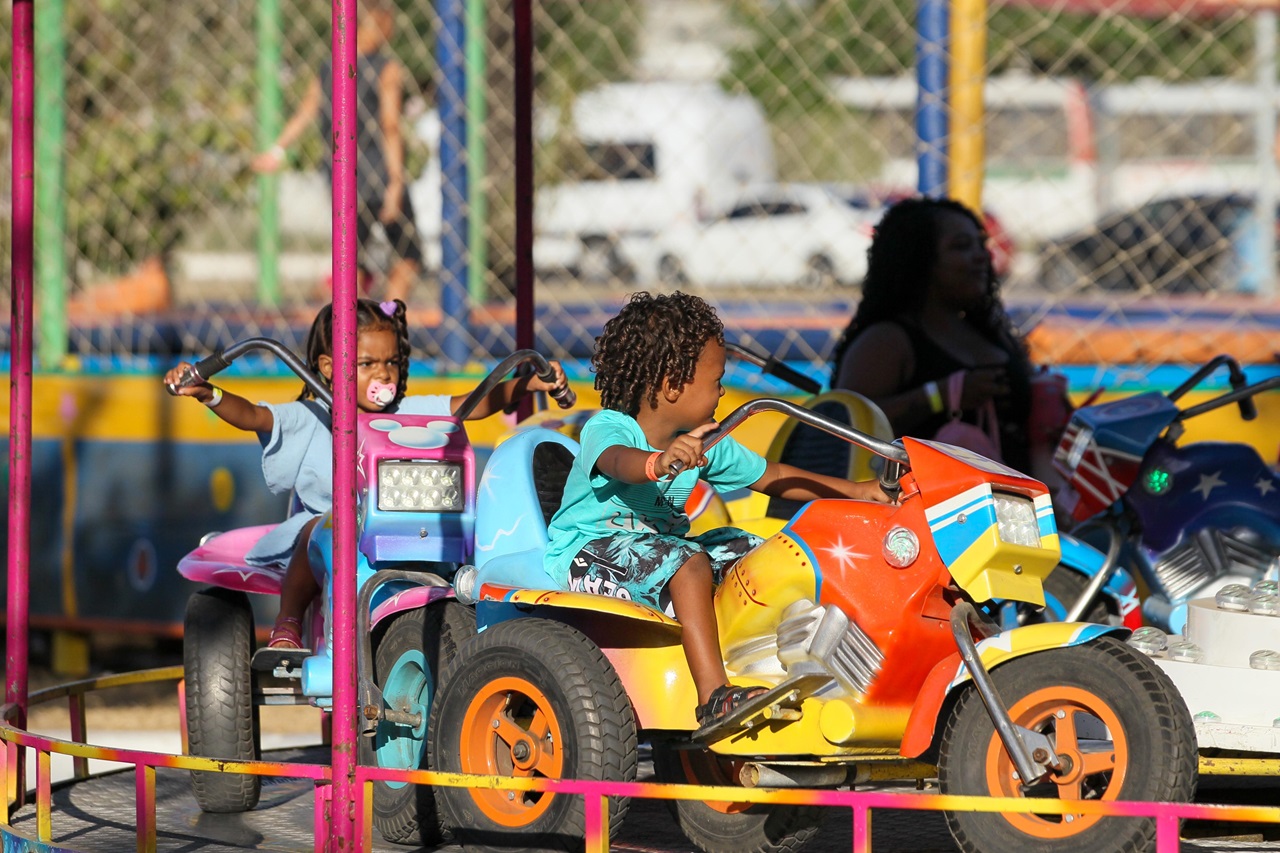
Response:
[992, 493, 1040, 548]
[378, 462, 463, 511]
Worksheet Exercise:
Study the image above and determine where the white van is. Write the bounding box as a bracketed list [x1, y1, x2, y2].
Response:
[830, 72, 1267, 245]
[534, 81, 776, 281]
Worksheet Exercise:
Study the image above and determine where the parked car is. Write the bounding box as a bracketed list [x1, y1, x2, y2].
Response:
[647, 183, 880, 290]
[1036, 193, 1262, 294]
[534, 81, 776, 282]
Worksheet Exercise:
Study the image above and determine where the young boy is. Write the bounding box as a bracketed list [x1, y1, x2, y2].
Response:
[543, 292, 890, 728]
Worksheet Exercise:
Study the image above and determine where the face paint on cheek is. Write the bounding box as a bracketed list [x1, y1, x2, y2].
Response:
[367, 381, 397, 407]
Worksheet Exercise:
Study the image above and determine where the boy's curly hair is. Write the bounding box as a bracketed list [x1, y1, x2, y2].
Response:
[300, 298, 411, 408]
[593, 291, 724, 415]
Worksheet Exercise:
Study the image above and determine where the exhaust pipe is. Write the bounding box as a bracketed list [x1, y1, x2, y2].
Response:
[738, 762, 849, 788]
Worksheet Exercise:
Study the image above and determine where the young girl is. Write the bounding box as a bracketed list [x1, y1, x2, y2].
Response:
[164, 298, 568, 649]
[543, 291, 889, 729]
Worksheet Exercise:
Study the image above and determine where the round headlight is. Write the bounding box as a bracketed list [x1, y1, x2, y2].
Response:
[882, 527, 919, 568]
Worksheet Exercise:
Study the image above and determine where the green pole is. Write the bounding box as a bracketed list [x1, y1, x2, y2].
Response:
[256, 0, 283, 307]
[35, 0, 67, 369]
[465, 0, 488, 303]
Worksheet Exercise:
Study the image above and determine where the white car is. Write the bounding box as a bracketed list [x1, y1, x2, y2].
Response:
[649, 184, 878, 289]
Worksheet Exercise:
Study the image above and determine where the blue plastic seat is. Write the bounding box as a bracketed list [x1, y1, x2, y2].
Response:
[473, 428, 580, 590]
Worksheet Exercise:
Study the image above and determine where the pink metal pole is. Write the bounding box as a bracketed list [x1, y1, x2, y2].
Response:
[328, 0, 359, 847]
[7, 0, 37, 803]
[513, 0, 533, 356]
[512, 0, 535, 421]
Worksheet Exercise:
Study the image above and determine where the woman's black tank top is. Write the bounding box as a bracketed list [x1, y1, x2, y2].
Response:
[890, 317, 1032, 472]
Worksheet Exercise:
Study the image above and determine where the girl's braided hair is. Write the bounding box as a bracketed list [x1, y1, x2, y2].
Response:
[593, 291, 724, 416]
[300, 298, 410, 407]
[829, 196, 1022, 382]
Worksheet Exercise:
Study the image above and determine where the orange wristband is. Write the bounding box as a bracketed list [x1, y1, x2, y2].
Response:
[645, 451, 662, 482]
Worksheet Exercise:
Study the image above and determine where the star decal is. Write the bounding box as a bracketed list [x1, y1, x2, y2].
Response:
[820, 537, 871, 572]
[479, 466, 502, 502]
[1257, 476, 1276, 497]
[1192, 471, 1225, 501]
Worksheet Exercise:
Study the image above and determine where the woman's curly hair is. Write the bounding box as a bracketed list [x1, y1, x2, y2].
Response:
[593, 291, 724, 416]
[829, 196, 1021, 382]
[300, 298, 411, 408]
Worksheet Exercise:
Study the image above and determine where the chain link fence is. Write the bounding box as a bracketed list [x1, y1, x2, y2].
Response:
[2, 0, 1278, 375]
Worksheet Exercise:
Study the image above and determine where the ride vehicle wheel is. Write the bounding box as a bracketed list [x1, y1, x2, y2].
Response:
[651, 744, 822, 853]
[428, 618, 638, 852]
[1011, 565, 1112, 627]
[184, 587, 261, 813]
[937, 636, 1196, 853]
[360, 601, 476, 846]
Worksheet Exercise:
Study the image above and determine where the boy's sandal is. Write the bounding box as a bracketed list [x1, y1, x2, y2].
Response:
[267, 616, 304, 650]
[695, 683, 768, 728]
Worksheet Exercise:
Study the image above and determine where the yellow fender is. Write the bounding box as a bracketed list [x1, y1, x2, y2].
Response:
[899, 621, 1127, 758]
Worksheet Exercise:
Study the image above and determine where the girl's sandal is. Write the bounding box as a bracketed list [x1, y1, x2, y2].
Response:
[267, 616, 304, 650]
[695, 683, 768, 728]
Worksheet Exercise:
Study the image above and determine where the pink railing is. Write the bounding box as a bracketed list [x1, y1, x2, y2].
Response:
[2, 666, 1278, 853]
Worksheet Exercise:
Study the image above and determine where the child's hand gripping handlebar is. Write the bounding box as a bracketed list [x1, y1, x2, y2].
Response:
[165, 338, 333, 405]
[537, 364, 577, 409]
[165, 353, 232, 395]
[456, 349, 576, 421]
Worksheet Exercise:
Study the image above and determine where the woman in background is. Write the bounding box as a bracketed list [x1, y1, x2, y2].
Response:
[830, 196, 1036, 472]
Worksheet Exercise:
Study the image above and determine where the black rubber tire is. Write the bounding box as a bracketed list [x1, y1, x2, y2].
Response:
[658, 254, 689, 287]
[1013, 565, 1113, 627]
[937, 636, 1196, 853]
[651, 745, 822, 853]
[361, 601, 476, 846]
[428, 618, 638, 852]
[184, 587, 261, 813]
[800, 255, 837, 290]
[1040, 247, 1090, 294]
[579, 235, 623, 283]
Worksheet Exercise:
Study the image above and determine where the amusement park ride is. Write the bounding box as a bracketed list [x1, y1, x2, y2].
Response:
[4, 0, 1280, 851]
[1050, 355, 1280, 761]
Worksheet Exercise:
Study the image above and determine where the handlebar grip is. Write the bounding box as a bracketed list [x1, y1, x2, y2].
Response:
[764, 357, 822, 396]
[878, 459, 904, 503]
[551, 385, 577, 409]
[537, 368, 577, 409]
[194, 352, 231, 379]
[1229, 366, 1258, 421]
[165, 352, 230, 395]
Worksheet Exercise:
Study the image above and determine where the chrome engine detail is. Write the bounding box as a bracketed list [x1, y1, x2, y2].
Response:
[722, 634, 788, 679]
[1149, 528, 1280, 603]
[774, 600, 884, 696]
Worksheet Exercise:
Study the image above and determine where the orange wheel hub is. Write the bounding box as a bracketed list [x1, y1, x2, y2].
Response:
[982, 685, 1128, 838]
[458, 675, 565, 827]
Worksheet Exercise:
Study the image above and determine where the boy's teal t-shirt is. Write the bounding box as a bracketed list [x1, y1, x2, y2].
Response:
[543, 409, 767, 584]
